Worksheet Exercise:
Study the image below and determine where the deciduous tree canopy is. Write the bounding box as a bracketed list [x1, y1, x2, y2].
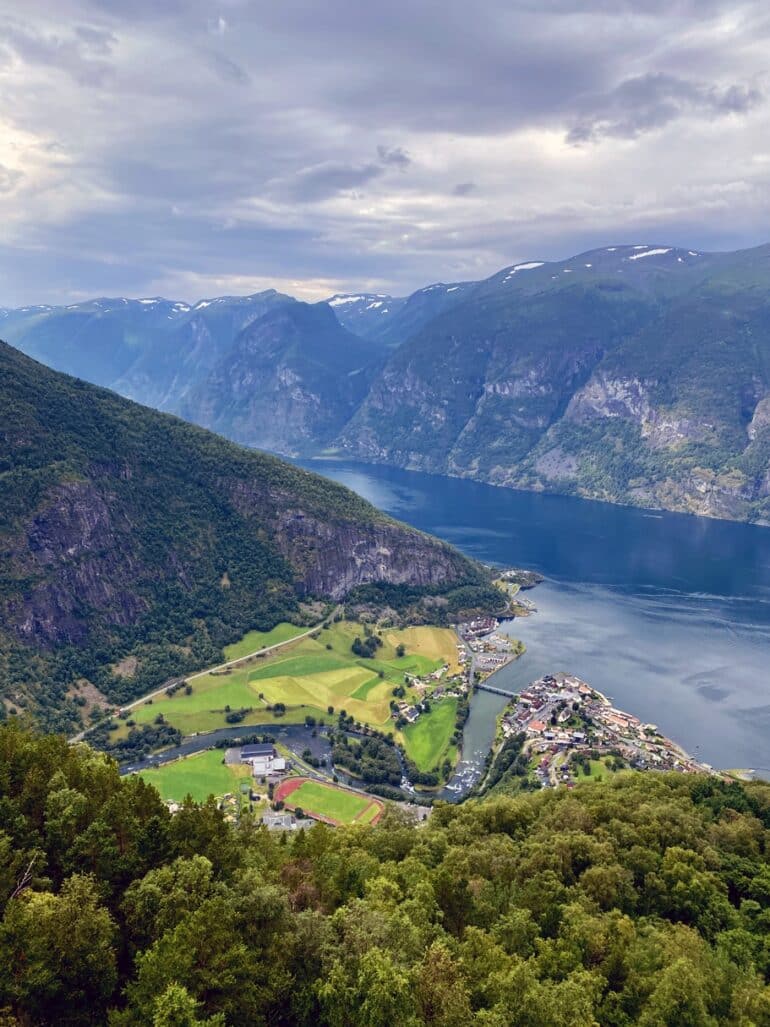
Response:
[1, 726, 769, 1025]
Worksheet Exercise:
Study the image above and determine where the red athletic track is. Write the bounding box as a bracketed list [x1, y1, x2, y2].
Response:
[273, 776, 383, 826]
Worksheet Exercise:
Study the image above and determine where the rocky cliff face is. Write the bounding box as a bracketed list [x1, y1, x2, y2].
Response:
[181, 302, 377, 454]
[8, 480, 147, 646]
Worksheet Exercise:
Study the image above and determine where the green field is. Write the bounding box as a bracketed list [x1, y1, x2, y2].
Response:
[137, 749, 251, 803]
[117, 619, 460, 744]
[223, 623, 307, 661]
[401, 698, 458, 772]
[286, 780, 376, 824]
[577, 758, 620, 783]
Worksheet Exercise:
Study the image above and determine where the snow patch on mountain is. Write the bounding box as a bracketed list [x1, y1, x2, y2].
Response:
[627, 248, 672, 260]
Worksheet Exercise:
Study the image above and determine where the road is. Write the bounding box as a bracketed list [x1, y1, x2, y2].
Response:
[69, 613, 336, 744]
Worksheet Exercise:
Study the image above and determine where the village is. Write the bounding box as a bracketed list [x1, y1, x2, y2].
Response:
[390, 616, 525, 726]
[500, 671, 714, 788]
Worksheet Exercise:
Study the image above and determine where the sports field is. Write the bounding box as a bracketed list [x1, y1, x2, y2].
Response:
[121, 619, 458, 738]
[275, 777, 382, 825]
[401, 698, 458, 772]
[137, 749, 251, 803]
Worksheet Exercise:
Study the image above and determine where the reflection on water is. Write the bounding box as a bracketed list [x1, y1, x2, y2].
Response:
[302, 459, 770, 776]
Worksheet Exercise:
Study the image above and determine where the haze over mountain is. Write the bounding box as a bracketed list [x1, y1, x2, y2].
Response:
[7, 239, 770, 524]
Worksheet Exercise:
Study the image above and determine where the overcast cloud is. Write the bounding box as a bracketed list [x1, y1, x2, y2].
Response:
[0, 0, 768, 304]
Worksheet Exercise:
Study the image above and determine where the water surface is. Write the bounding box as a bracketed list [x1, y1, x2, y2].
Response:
[303, 460, 770, 776]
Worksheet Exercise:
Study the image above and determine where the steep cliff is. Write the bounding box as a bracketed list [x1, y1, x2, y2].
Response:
[338, 245, 770, 524]
[180, 301, 377, 454]
[0, 342, 491, 731]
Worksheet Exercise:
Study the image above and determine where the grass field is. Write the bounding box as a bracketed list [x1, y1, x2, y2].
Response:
[383, 625, 462, 675]
[401, 698, 458, 771]
[277, 777, 381, 825]
[116, 619, 460, 744]
[577, 758, 619, 783]
[137, 749, 251, 803]
[223, 623, 307, 661]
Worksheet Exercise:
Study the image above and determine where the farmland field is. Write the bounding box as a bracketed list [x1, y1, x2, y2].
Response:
[114, 619, 460, 747]
[137, 749, 251, 803]
[223, 623, 308, 661]
[401, 698, 458, 771]
[275, 777, 382, 825]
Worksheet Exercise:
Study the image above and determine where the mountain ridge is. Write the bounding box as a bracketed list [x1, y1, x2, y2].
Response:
[7, 239, 770, 524]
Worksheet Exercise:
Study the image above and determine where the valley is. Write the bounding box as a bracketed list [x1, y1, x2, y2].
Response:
[100, 616, 482, 794]
[9, 241, 770, 526]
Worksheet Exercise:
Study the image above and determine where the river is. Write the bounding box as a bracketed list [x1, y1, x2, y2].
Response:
[302, 459, 770, 781]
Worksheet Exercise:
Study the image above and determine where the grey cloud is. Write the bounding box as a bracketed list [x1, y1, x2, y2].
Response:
[377, 145, 411, 169]
[567, 73, 764, 144]
[0, 18, 115, 86]
[74, 25, 117, 55]
[2, 0, 770, 305]
[205, 49, 250, 85]
[280, 161, 384, 203]
[0, 165, 22, 192]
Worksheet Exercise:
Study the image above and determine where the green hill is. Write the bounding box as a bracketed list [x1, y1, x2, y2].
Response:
[0, 342, 494, 733]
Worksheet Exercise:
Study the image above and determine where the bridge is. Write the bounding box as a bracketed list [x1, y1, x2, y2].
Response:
[475, 682, 516, 699]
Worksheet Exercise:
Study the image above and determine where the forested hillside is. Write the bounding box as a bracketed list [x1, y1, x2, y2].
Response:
[0, 343, 495, 733]
[1, 728, 769, 1025]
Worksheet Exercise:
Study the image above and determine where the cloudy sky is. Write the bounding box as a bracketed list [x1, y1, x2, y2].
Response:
[1, 0, 768, 304]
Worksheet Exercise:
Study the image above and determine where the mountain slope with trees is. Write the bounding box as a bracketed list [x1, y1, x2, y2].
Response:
[0, 342, 495, 733]
[1, 727, 769, 1025]
[338, 243, 770, 523]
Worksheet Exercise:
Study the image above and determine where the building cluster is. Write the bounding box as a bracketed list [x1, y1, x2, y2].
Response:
[225, 743, 288, 778]
[458, 618, 522, 675]
[502, 672, 712, 789]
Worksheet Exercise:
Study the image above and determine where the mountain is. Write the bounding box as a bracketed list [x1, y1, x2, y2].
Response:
[326, 281, 476, 348]
[0, 341, 495, 732]
[8, 240, 770, 524]
[113, 290, 296, 410]
[326, 293, 406, 338]
[338, 243, 770, 524]
[2, 290, 296, 413]
[179, 301, 378, 454]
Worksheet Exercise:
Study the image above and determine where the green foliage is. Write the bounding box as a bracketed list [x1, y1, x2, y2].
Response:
[1, 726, 770, 1024]
[332, 732, 402, 786]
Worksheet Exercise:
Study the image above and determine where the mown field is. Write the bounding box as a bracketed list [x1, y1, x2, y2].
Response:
[115, 620, 462, 771]
[402, 697, 458, 772]
[136, 749, 251, 803]
[222, 623, 307, 661]
[276, 777, 382, 825]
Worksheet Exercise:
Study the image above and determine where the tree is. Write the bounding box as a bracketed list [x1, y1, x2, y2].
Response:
[152, 983, 225, 1027]
[0, 875, 117, 1025]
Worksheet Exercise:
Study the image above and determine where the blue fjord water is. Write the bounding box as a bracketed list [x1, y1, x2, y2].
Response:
[303, 460, 770, 776]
